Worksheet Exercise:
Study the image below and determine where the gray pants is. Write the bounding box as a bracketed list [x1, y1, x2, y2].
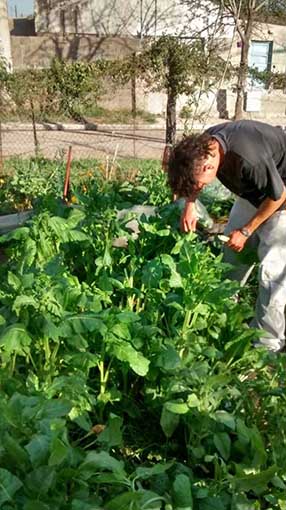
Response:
[224, 198, 286, 352]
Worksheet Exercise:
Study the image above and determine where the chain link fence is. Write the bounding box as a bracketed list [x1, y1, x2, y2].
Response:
[1, 89, 286, 170]
[0, 121, 168, 163]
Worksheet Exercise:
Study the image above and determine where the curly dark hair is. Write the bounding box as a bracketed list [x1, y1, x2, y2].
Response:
[167, 132, 214, 197]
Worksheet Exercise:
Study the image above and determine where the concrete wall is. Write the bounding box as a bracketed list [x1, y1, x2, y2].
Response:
[10, 34, 141, 68]
[35, 0, 189, 38]
[9, 22, 286, 122]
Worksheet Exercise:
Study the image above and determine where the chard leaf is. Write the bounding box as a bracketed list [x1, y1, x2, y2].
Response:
[23, 238, 37, 266]
[49, 438, 69, 466]
[25, 466, 56, 495]
[111, 322, 130, 340]
[39, 399, 72, 419]
[12, 295, 38, 315]
[165, 401, 189, 414]
[7, 271, 21, 290]
[66, 230, 89, 242]
[233, 465, 277, 493]
[172, 474, 193, 510]
[111, 340, 150, 376]
[64, 314, 107, 335]
[187, 394, 200, 408]
[80, 451, 126, 478]
[0, 227, 29, 243]
[3, 432, 29, 468]
[0, 469, 22, 506]
[97, 414, 123, 447]
[117, 311, 140, 323]
[156, 346, 181, 371]
[66, 208, 85, 228]
[214, 432, 231, 460]
[25, 434, 50, 467]
[105, 492, 139, 510]
[142, 259, 163, 287]
[169, 270, 183, 288]
[161, 253, 177, 270]
[0, 324, 32, 356]
[214, 410, 236, 430]
[136, 462, 173, 479]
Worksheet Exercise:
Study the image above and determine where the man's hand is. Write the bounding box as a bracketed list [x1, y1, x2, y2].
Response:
[180, 201, 197, 232]
[227, 230, 248, 252]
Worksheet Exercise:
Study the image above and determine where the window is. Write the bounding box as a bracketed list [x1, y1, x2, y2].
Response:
[248, 40, 273, 89]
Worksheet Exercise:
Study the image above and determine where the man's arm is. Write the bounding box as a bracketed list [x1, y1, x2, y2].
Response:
[227, 189, 286, 252]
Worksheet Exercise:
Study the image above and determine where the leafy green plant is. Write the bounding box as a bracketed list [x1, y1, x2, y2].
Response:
[0, 158, 286, 509]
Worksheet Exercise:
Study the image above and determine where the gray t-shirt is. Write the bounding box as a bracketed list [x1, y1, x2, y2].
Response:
[207, 120, 286, 208]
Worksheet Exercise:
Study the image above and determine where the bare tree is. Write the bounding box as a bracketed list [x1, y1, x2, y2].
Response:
[213, 0, 286, 119]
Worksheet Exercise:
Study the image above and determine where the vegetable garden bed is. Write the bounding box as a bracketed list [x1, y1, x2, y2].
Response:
[0, 157, 285, 509]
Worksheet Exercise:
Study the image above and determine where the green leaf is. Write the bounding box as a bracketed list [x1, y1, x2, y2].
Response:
[111, 322, 130, 340]
[67, 208, 85, 228]
[12, 295, 38, 315]
[24, 502, 51, 510]
[117, 311, 140, 323]
[160, 407, 180, 438]
[64, 314, 107, 336]
[172, 474, 193, 510]
[25, 466, 56, 495]
[136, 462, 173, 480]
[105, 492, 140, 510]
[215, 410, 236, 431]
[187, 394, 200, 408]
[7, 271, 21, 290]
[111, 340, 150, 376]
[236, 418, 251, 446]
[169, 269, 183, 288]
[39, 399, 72, 419]
[0, 227, 29, 243]
[233, 465, 277, 494]
[161, 254, 177, 270]
[49, 438, 69, 466]
[23, 238, 37, 266]
[199, 496, 226, 510]
[80, 451, 126, 478]
[231, 493, 253, 510]
[97, 414, 123, 447]
[214, 432, 231, 460]
[71, 499, 102, 510]
[165, 400, 189, 415]
[142, 259, 163, 287]
[25, 434, 50, 467]
[0, 469, 23, 506]
[156, 346, 181, 371]
[139, 489, 164, 509]
[3, 432, 29, 469]
[0, 324, 32, 356]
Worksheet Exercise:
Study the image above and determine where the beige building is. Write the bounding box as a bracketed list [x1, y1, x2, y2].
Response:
[35, 0, 188, 37]
[9, 1, 286, 122]
[0, 0, 12, 68]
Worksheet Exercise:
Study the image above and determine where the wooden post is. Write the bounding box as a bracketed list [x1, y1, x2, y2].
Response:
[63, 145, 72, 202]
[30, 97, 39, 156]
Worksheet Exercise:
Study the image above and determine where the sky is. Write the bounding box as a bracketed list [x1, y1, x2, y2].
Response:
[7, 0, 34, 17]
